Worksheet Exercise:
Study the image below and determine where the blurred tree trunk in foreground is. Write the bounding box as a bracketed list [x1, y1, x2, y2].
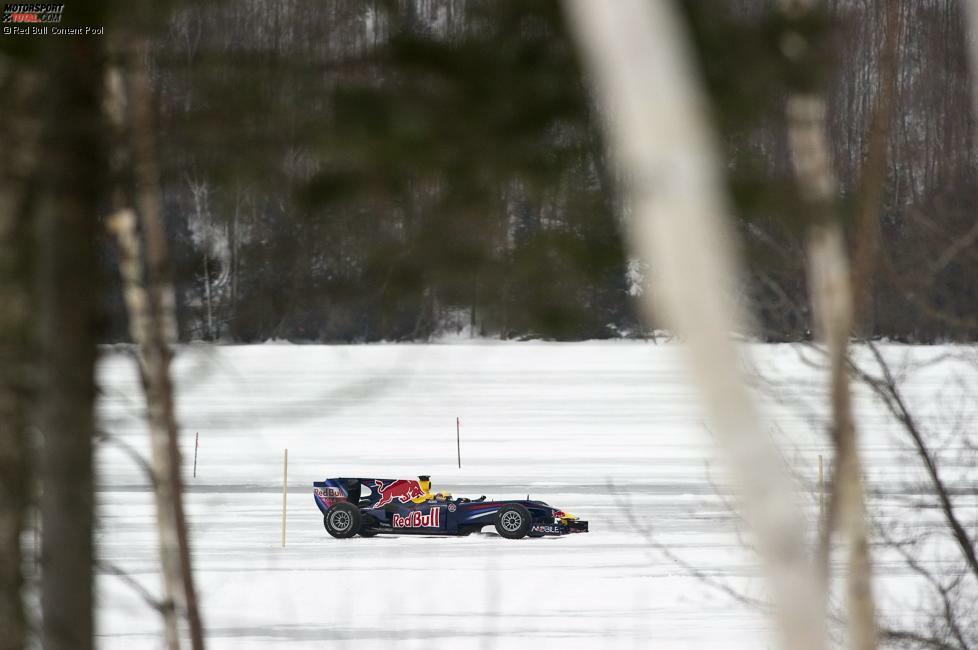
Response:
[0, 64, 41, 650]
[564, 2, 824, 649]
[37, 38, 104, 650]
[781, 0, 878, 646]
[790, 103, 878, 648]
[106, 35, 205, 650]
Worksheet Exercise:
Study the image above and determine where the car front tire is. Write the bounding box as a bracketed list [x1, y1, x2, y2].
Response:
[494, 504, 531, 539]
[324, 502, 361, 539]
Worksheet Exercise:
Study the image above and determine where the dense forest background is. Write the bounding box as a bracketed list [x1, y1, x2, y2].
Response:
[109, 0, 976, 343]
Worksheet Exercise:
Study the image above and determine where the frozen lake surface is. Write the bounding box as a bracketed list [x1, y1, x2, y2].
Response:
[93, 341, 978, 648]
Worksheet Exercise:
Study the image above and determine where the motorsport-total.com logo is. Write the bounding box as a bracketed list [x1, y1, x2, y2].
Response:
[2, 3, 64, 24]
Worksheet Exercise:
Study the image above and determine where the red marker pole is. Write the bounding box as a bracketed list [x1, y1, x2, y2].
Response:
[456, 417, 461, 469]
[193, 432, 199, 478]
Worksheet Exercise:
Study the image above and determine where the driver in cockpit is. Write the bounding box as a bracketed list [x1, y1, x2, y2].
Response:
[411, 475, 447, 503]
[411, 475, 484, 503]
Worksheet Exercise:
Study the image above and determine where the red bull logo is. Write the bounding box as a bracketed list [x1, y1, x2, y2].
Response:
[372, 479, 425, 509]
[392, 508, 441, 529]
[314, 486, 345, 509]
[315, 486, 343, 499]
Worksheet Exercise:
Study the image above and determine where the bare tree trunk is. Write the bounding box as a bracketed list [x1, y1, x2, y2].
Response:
[203, 245, 214, 340]
[0, 65, 42, 650]
[781, 2, 878, 646]
[189, 178, 215, 341]
[230, 187, 240, 334]
[128, 37, 205, 650]
[38, 37, 104, 650]
[803, 215, 877, 650]
[964, 0, 978, 121]
[851, 2, 900, 335]
[106, 54, 182, 647]
[563, 3, 823, 649]
[105, 37, 205, 650]
[107, 208, 182, 649]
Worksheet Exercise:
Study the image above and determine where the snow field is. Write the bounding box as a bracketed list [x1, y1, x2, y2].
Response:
[94, 342, 978, 648]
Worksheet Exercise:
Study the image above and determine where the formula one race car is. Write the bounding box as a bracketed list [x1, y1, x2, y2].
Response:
[313, 475, 588, 539]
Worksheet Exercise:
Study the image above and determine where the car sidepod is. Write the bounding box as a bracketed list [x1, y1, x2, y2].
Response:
[388, 501, 448, 533]
[358, 500, 451, 535]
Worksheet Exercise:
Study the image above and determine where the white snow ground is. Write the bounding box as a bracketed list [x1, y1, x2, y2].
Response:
[92, 341, 978, 649]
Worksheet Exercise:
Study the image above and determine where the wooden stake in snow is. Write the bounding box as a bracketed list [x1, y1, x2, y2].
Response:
[281, 448, 288, 548]
[193, 432, 199, 479]
[456, 417, 461, 469]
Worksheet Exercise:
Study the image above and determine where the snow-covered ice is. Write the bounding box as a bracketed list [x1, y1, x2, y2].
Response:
[93, 342, 978, 649]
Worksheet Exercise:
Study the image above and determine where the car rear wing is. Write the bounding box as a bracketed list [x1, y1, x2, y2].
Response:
[313, 477, 426, 512]
[312, 478, 362, 512]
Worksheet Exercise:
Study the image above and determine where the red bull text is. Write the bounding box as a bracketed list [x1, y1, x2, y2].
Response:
[314, 486, 345, 509]
[392, 508, 441, 529]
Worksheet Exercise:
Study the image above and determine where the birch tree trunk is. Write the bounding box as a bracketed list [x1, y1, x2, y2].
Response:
[792, 103, 878, 650]
[105, 55, 181, 647]
[107, 209, 182, 650]
[781, 1, 878, 647]
[38, 37, 104, 650]
[128, 37, 205, 650]
[105, 37, 205, 650]
[563, 3, 823, 649]
[0, 65, 42, 650]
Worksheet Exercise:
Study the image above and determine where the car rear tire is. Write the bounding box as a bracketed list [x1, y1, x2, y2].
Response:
[494, 504, 531, 539]
[324, 502, 361, 539]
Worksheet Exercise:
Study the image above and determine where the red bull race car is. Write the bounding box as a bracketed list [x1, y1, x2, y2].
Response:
[313, 475, 588, 539]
